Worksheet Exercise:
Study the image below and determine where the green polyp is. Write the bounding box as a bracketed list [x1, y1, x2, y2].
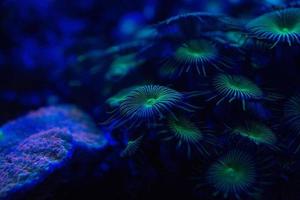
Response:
[144, 97, 158, 107]
[226, 78, 251, 93]
[229, 79, 244, 89]
[218, 75, 263, 98]
[276, 20, 297, 34]
[234, 123, 276, 146]
[107, 54, 144, 78]
[171, 119, 203, 141]
[184, 46, 205, 57]
[248, 131, 264, 141]
[223, 165, 245, 182]
[107, 96, 126, 107]
[167, 118, 207, 156]
[226, 31, 246, 47]
[0, 130, 4, 140]
[107, 86, 138, 107]
[207, 150, 256, 197]
[174, 123, 195, 136]
[224, 167, 237, 178]
[278, 26, 293, 35]
[225, 167, 235, 174]
[282, 27, 289, 32]
[113, 54, 135, 68]
[240, 130, 262, 140]
[176, 40, 214, 59]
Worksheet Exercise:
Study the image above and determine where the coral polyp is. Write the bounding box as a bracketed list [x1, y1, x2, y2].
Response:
[284, 94, 300, 134]
[120, 85, 183, 119]
[120, 135, 143, 158]
[0, 130, 3, 141]
[103, 85, 199, 128]
[106, 86, 139, 108]
[164, 39, 230, 76]
[247, 8, 300, 47]
[105, 53, 144, 81]
[207, 150, 256, 199]
[169, 117, 203, 142]
[231, 122, 277, 147]
[160, 117, 213, 156]
[209, 74, 264, 110]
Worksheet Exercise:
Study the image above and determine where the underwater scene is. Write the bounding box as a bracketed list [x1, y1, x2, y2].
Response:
[1, 0, 300, 199]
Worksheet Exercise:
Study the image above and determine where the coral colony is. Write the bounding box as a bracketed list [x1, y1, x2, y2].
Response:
[1, 1, 300, 200]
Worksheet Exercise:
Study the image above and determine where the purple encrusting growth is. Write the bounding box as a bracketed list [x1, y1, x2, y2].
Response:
[0, 105, 107, 199]
[0, 105, 107, 152]
[0, 128, 73, 199]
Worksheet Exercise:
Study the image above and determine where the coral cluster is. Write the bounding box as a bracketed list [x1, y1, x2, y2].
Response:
[0, 106, 107, 199]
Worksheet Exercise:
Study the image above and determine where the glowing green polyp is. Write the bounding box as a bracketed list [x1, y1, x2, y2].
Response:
[178, 44, 205, 58]
[165, 117, 209, 157]
[207, 150, 256, 198]
[119, 85, 183, 120]
[106, 86, 139, 107]
[247, 8, 300, 47]
[144, 97, 158, 108]
[175, 40, 215, 61]
[216, 162, 248, 185]
[241, 130, 266, 143]
[164, 38, 229, 76]
[170, 119, 203, 142]
[284, 94, 300, 134]
[106, 54, 144, 80]
[0, 130, 3, 140]
[281, 27, 289, 33]
[213, 74, 263, 109]
[225, 31, 247, 47]
[275, 24, 297, 36]
[221, 164, 246, 183]
[120, 135, 143, 157]
[233, 122, 276, 146]
[228, 77, 256, 93]
[226, 78, 249, 91]
[242, 130, 264, 141]
[113, 54, 136, 68]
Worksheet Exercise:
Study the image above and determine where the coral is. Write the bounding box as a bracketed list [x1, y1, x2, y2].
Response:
[0, 105, 107, 151]
[105, 53, 145, 81]
[2, 2, 300, 199]
[160, 117, 214, 157]
[0, 105, 108, 199]
[120, 135, 144, 158]
[106, 86, 140, 108]
[284, 94, 300, 135]
[104, 85, 199, 128]
[231, 121, 277, 148]
[0, 128, 73, 199]
[206, 150, 256, 199]
[208, 74, 264, 110]
[163, 39, 230, 76]
[247, 8, 300, 47]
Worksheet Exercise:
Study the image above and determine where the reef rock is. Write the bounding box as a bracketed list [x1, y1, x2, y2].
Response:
[0, 105, 107, 199]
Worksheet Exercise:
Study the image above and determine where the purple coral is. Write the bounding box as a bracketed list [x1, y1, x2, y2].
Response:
[0, 105, 108, 199]
[0, 128, 73, 199]
[0, 105, 107, 151]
